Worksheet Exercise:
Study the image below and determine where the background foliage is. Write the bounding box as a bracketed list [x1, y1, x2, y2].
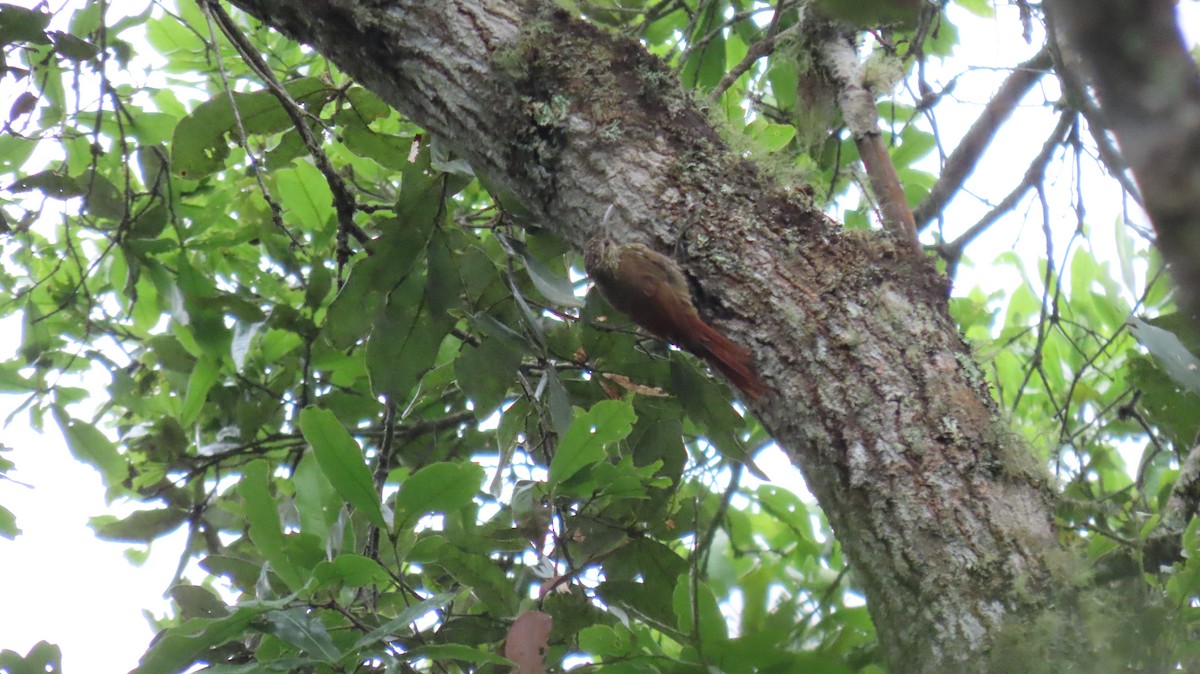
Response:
[1, 0, 1198, 672]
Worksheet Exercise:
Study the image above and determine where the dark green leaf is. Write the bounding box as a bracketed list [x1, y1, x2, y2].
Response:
[170, 78, 332, 179]
[264, 607, 342, 662]
[341, 119, 413, 170]
[313, 554, 391, 588]
[132, 602, 284, 674]
[403, 644, 513, 666]
[366, 270, 453, 399]
[49, 30, 99, 61]
[354, 591, 458, 648]
[0, 5, 51, 46]
[608, 536, 686, 583]
[8, 170, 84, 198]
[170, 585, 231, 620]
[395, 461, 485, 526]
[671, 357, 766, 478]
[91, 507, 188, 543]
[323, 217, 432, 349]
[455, 333, 524, 417]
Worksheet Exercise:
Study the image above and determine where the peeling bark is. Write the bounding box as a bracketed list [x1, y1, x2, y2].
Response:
[225, 1, 1062, 669]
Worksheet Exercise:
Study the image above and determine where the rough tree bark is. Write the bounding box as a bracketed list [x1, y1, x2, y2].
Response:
[223, 1, 1062, 670]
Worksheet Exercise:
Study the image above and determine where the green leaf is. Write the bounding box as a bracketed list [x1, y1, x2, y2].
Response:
[264, 607, 342, 662]
[396, 138, 444, 227]
[354, 591, 458, 648]
[955, 0, 995, 17]
[395, 461, 485, 526]
[341, 119, 413, 170]
[503, 236, 583, 308]
[597, 539, 687, 628]
[0, 504, 19, 539]
[680, 4, 725, 90]
[180, 356, 219, 426]
[323, 217, 432, 349]
[1129, 317, 1200, 396]
[0, 5, 51, 46]
[170, 78, 332, 179]
[892, 127, 936, 167]
[0, 361, 35, 393]
[313, 554, 391, 589]
[670, 357, 766, 478]
[436, 544, 516, 613]
[579, 624, 632, 658]
[0, 642, 61, 674]
[365, 270, 453, 399]
[753, 123, 797, 152]
[170, 585, 230, 620]
[292, 452, 341, 540]
[230, 321, 263, 373]
[275, 160, 334, 232]
[132, 601, 285, 674]
[454, 333, 524, 418]
[404, 644, 513, 666]
[298, 407, 387, 529]
[53, 408, 128, 484]
[91, 507, 188, 543]
[239, 459, 304, 590]
[344, 86, 391, 122]
[673, 575, 727, 644]
[549, 399, 636, 484]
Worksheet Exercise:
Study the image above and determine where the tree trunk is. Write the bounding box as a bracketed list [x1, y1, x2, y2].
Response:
[226, 1, 1062, 669]
[1045, 0, 1200, 320]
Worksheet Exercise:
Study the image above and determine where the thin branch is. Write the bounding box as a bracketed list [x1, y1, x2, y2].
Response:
[939, 111, 1074, 264]
[200, 2, 299, 248]
[203, 1, 373, 250]
[821, 35, 919, 254]
[1049, 38, 1145, 207]
[914, 46, 1052, 230]
[708, 0, 796, 102]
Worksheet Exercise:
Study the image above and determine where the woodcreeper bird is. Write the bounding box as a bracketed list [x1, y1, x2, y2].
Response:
[583, 210, 768, 399]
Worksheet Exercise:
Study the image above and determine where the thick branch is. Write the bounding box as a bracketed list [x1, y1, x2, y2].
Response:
[1046, 0, 1200, 319]
[821, 35, 920, 253]
[224, 2, 1059, 670]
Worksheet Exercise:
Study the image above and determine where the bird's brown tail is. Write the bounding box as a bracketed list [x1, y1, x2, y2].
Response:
[688, 323, 769, 400]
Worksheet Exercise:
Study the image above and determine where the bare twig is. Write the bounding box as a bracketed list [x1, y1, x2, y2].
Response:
[939, 111, 1074, 264]
[914, 45, 1052, 230]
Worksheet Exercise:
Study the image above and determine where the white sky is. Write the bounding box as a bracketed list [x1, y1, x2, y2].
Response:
[0, 2, 1197, 672]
